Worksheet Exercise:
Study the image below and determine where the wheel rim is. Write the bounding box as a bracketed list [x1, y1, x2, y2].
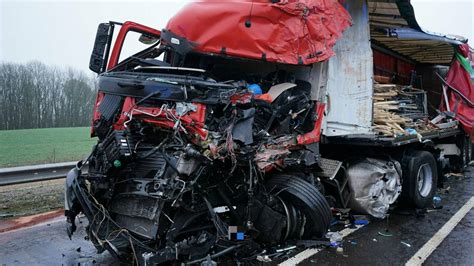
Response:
[276, 196, 291, 240]
[417, 163, 433, 198]
[275, 195, 305, 240]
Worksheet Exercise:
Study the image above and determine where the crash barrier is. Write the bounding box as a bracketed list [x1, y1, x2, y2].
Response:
[0, 162, 80, 186]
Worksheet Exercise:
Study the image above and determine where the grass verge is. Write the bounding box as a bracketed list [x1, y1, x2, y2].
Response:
[0, 180, 64, 220]
[0, 127, 96, 168]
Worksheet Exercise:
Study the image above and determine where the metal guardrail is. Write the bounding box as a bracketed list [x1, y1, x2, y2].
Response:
[0, 162, 79, 186]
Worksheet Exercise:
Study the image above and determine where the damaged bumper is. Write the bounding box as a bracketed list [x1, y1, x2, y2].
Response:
[64, 161, 82, 238]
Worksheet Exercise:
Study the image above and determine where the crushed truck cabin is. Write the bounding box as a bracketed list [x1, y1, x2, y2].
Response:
[64, 0, 474, 264]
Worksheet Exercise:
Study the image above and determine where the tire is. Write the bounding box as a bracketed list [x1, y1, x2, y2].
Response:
[461, 137, 472, 168]
[266, 174, 332, 238]
[449, 136, 472, 172]
[401, 150, 438, 209]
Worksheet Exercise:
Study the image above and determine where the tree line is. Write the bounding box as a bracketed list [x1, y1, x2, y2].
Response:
[0, 62, 97, 130]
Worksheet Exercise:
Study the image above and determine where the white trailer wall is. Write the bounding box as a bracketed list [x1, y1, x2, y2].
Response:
[322, 0, 374, 137]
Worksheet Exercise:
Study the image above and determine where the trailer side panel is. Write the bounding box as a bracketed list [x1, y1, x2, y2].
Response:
[324, 0, 374, 137]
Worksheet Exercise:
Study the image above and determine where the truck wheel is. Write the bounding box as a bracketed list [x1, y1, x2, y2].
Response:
[266, 174, 332, 239]
[461, 137, 472, 168]
[401, 150, 438, 209]
[449, 136, 472, 172]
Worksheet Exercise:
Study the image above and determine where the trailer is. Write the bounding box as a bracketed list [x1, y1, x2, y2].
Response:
[65, 0, 474, 264]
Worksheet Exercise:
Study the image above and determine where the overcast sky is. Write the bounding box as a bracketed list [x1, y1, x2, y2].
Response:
[0, 0, 473, 73]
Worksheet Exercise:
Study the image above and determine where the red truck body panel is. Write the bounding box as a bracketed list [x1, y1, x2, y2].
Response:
[165, 0, 351, 65]
[444, 43, 474, 140]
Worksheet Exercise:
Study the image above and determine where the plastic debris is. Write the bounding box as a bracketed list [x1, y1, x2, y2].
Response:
[433, 195, 442, 209]
[247, 84, 263, 95]
[438, 186, 451, 194]
[256, 255, 272, 262]
[275, 245, 296, 253]
[354, 219, 369, 225]
[401, 241, 412, 247]
[405, 128, 422, 141]
[349, 240, 358, 245]
[336, 247, 344, 254]
[326, 232, 343, 247]
[446, 172, 464, 177]
[372, 238, 378, 242]
[378, 231, 393, 237]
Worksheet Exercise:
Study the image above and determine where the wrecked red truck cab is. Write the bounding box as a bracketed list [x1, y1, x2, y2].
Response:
[65, 0, 474, 264]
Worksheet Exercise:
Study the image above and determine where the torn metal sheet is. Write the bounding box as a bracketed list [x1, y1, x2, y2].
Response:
[346, 158, 402, 219]
[232, 108, 255, 145]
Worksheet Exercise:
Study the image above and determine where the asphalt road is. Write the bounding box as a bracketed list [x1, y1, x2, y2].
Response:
[0, 168, 473, 265]
[0, 216, 114, 265]
[298, 169, 474, 266]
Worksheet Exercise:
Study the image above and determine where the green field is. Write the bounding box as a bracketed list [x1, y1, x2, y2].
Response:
[0, 127, 97, 168]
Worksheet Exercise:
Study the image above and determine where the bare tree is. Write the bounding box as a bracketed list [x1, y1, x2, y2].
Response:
[0, 61, 97, 130]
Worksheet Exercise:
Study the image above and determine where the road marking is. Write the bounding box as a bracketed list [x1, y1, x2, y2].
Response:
[405, 196, 474, 266]
[278, 224, 366, 266]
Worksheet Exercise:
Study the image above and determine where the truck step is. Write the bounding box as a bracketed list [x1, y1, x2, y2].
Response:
[317, 158, 351, 209]
[317, 158, 343, 180]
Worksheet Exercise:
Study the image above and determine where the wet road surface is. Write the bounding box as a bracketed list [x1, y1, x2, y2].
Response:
[0, 168, 473, 265]
[0, 216, 115, 265]
[299, 168, 474, 265]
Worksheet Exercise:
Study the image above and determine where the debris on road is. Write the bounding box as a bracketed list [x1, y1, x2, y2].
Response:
[349, 240, 358, 245]
[378, 231, 394, 237]
[256, 255, 272, 262]
[438, 186, 451, 194]
[433, 195, 443, 209]
[326, 232, 343, 247]
[401, 241, 412, 248]
[354, 219, 369, 225]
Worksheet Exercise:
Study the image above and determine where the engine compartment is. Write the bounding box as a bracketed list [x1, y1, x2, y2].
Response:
[65, 67, 334, 264]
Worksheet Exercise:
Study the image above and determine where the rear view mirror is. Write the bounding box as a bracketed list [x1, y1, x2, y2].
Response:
[89, 23, 113, 73]
[139, 34, 159, 45]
